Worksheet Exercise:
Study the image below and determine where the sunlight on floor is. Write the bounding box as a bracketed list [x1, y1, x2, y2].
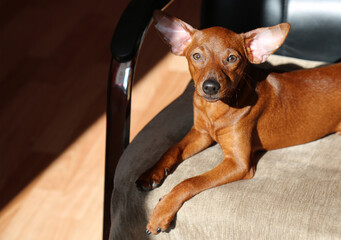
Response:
[131, 53, 191, 139]
[0, 114, 106, 240]
[0, 52, 191, 240]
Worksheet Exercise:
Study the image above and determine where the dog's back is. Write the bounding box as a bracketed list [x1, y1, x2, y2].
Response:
[254, 63, 341, 150]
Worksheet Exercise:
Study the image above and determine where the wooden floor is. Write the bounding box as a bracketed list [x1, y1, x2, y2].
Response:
[0, 0, 200, 239]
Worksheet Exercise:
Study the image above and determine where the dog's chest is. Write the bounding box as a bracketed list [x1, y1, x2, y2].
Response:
[197, 101, 250, 141]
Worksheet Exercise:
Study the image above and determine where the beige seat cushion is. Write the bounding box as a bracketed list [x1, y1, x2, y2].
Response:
[109, 56, 341, 240]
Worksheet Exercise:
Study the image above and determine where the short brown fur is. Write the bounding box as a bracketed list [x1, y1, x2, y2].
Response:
[136, 10, 341, 235]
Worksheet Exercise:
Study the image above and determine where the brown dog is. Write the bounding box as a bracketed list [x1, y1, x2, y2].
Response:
[136, 10, 341, 235]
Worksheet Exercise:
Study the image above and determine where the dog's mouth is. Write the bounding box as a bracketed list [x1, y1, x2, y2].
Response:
[200, 88, 236, 102]
[202, 95, 220, 102]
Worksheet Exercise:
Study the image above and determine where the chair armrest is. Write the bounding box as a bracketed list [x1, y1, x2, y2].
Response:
[104, 1, 172, 239]
[111, 0, 172, 62]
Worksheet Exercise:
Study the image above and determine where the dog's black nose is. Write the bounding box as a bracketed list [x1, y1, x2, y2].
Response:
[202, 79, 221, 95]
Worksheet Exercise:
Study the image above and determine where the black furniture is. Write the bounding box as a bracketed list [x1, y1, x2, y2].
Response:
[104, 1, 172, 238]
[104, 0, 341, 238]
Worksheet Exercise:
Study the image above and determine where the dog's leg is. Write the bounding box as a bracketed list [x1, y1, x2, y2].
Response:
[145, 136, 253, 234]
[136, 127, 213, 191]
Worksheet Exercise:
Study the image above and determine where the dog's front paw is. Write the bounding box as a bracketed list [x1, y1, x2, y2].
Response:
[135, 167, 170, 191]
[146, 194, 179, 235]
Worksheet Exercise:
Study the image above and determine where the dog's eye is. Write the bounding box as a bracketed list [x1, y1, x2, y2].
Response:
[193, 53, 201, 60]
[227, 55, 238, 63]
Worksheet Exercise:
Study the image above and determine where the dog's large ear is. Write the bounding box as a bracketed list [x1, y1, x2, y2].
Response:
[153, 10, 196, 56]
[243, 23, 290, 64]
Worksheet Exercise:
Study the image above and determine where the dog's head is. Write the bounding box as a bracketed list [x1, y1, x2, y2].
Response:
[153, 10, 290, 102]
